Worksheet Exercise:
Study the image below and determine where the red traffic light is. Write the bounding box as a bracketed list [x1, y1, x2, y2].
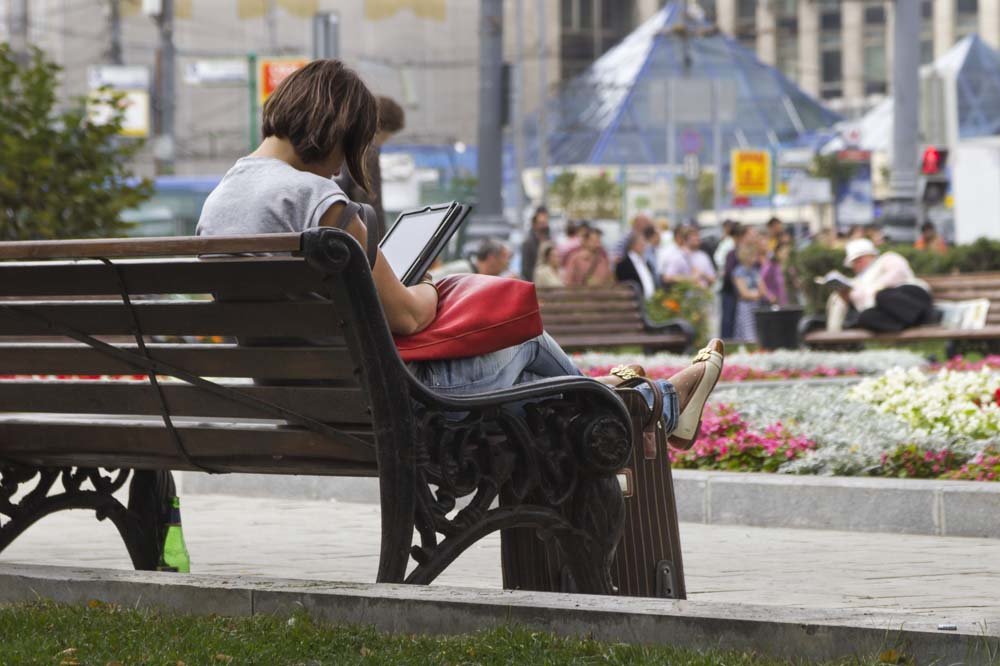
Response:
[921, 146, 947, 175]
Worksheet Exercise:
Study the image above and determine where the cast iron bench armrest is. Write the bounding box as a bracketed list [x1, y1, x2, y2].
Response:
[410, 373, 630, 422]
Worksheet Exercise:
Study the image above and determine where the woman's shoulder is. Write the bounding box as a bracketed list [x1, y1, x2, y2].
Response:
[198, 157, 348, 235]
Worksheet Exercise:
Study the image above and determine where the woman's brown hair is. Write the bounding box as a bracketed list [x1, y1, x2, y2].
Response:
[261, 59, 377, 193]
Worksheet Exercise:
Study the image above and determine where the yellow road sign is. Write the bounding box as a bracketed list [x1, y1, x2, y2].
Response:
[732, 149, 772, 197]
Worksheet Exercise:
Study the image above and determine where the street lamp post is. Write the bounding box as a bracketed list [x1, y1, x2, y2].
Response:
[473, 0, 508, 240]
[885, 0, 920, 238]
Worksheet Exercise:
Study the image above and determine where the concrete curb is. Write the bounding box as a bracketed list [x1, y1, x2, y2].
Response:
[672, 470, 1000, 538]
[180, 470, 1000, 539]
[1, 564, 996, 664]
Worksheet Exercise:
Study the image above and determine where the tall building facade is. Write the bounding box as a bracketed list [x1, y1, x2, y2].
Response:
[11, 0, 989, 176]
[2, 0, 564, 175]
[698, 0, 1000, 116]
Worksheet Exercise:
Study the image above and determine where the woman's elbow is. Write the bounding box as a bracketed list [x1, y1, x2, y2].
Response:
[392, 306, 436, 336]
[410, 305, 437, 334]
[389, 313, 422, 336]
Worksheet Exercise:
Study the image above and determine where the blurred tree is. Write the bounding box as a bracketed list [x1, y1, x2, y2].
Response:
[549, 171, 577, 216]
[673, 172, 716, 212]
[576, 172, 621, 219]
[0, 45, 151, 240]
[809, 153, 856, 198]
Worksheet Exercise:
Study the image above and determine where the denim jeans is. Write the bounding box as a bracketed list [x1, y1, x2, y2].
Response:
[411, 332, 679, 428]
[411, 332, 582, 396]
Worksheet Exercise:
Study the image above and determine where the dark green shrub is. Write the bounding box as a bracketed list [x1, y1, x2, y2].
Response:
[791, 244, 844, 313]
[948, 238, 1000, 273]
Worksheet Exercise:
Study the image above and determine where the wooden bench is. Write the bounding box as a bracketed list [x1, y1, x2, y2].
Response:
[0, 229, 679, 596]
[538, 284, 694, 353]
[802, 271, 1000, 350]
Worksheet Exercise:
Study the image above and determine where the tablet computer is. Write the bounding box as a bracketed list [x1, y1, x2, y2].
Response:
[379, 202, 470, 286]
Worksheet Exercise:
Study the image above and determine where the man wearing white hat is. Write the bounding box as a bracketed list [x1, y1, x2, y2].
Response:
[834, 238, 935, 332]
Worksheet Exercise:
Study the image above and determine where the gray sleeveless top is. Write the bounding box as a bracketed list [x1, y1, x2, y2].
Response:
[196, 156, 349, 236]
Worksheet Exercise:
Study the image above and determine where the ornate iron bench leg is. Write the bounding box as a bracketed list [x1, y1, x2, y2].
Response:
[403, 401, 629, 594]
[374, 451, 416, 584]
[0, 465, 174, 572]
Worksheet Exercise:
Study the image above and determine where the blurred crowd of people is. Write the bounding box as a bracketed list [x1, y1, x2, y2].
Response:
[431, 205, 951, 344]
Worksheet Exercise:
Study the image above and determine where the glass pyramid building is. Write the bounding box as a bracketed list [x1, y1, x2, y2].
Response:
[946, 34, 1000, 139]
[824, 34, 1000, 153]
[526, 2, 839, 168]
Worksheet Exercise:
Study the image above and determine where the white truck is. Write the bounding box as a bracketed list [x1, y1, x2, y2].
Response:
[954, 137, 1000, 244]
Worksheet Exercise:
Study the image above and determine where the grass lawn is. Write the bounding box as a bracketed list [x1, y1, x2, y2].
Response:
[0, 601, 896, 666]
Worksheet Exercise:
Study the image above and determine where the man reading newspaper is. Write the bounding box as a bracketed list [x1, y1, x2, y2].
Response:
[819, 238, 936, 333]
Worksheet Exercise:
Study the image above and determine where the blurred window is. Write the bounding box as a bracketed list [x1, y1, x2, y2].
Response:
[737, 0, 755, 20]
[921, 39, 933, 65]
[864, 5, 885, 25]
[957, 0, 979, 37]
[561, 0, 574, 28]
[822, 49, 842, 83]
[864, 44, 885, 86]
[819, 2, 840, 30]
[579, 0, 593, 29]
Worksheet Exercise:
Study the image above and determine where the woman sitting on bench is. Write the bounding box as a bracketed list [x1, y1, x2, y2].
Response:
[195, 59, 724, 448]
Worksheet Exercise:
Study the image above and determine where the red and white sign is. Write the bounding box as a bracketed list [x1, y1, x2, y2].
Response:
[257, 57, 309, 105]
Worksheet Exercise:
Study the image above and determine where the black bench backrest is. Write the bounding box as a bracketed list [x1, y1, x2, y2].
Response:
[0, 230, 412, 476]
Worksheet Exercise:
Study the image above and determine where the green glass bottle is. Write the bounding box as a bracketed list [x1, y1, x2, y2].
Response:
[158, 496, 191, 573]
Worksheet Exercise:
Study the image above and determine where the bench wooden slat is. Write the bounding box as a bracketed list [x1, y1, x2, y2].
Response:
[539, 302, 637, 315]
[925, 272, 1000, 285]
[543, 314, 643, 327]
[0, 300, 340, 338]
[539, 290, 635, 303]
[933, 290, 1000, 301]
[0, 257, 325, 297]
[0, 233, 304, 260]
[0, 416, 377, 467]
[553, 333, 687, 350]
[545, 322, 646, 335]
[537, 284, 690, 352]
[0, 381, 372, 423]
[0, 343, 356, 379]
[805, 324, 1000, 344]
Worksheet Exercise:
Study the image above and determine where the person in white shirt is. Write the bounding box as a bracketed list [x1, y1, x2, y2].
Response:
[657, 225, 689, 284]
[659, 225, 715, 289]
[830, 239, 935, 332]
[685, 227, 716, 289]
[713, 220, 737, 271]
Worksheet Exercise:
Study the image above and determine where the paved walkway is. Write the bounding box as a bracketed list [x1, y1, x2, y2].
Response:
[3, 495, 999, 626]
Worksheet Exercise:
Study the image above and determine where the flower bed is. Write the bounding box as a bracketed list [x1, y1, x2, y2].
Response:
[669, 403, 816, 472]
[931, 355, 1000, 372]
[574, 349, 925, 384]
[849, 367, 1000, 440]
[707, 364, 1000, 481]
